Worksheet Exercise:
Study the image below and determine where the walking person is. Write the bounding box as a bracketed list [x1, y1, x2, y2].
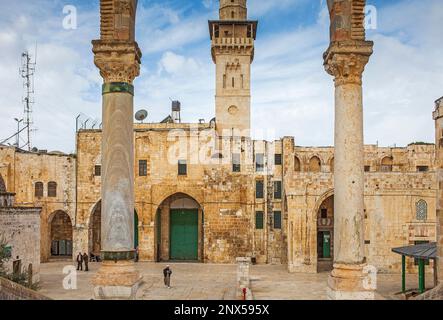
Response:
[83, 253, 89, 271]
[76, 252, 83, 271]
[163, 265, 172, 289]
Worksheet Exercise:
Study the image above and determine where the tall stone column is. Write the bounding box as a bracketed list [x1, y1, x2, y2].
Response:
[91, 0, 142, 300]
[324, 0, 374, 300]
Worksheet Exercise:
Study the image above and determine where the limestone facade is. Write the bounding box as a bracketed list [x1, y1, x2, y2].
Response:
[0, 114, 439, 275]
[0, 146, 75, 263]
[0, 0, 440, 278]
[0, 174, 41, 283]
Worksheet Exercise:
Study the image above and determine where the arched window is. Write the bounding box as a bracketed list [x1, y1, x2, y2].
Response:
[380, 156, 393, 172]
[294, 156, 301, 172]
[416, 200, 428, 221]
[309, 156, 321, 173]
[231, 11, 235, 19]
[48, 182, 57, 197]
[35, 182, 43, 198]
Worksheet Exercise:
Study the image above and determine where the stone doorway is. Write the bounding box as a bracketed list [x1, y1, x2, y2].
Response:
[317, 195, 334, 273]
[50, 211, 73, 257]
[155, 193, 203, 262]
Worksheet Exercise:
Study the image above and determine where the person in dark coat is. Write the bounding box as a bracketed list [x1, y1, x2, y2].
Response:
[83, 253, 89, 271]
[163, 265, 172, 288]
[76, 252, 83, 271]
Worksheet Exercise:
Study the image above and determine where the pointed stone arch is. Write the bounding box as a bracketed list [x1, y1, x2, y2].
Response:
[155, 193, 203, 262]
[309, 155, 322, 173]
[49, 210, 73, 258]
[294, 155, 301, 172]
[314, 190, 335, 273]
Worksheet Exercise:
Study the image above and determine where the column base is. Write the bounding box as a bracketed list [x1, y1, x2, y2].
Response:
[327, 263, 376, 300]
[92, 260, 142, 300]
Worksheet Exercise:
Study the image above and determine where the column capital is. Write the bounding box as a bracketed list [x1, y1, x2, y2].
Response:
[323, 41, 373, 86]
[92, 40, 142, 84]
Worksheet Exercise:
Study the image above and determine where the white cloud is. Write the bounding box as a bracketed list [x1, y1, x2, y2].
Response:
[0, 0, 441, 153]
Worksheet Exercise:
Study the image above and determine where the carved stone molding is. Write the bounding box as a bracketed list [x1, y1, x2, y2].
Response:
[92, 40, 142, 84]
[323, 41, 373, 86]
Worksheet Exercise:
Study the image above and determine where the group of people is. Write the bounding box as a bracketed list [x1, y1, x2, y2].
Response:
[76, 252, 90, 271]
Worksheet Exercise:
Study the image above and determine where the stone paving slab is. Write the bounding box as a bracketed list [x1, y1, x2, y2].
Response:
[38, 262, 436, 300]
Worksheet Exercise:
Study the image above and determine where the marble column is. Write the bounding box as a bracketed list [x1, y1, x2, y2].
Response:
[91, 38, 142, 300]
[324, 42, 374, 300]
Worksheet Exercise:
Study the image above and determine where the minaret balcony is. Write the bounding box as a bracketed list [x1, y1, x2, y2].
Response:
[212, 37, 254, 47]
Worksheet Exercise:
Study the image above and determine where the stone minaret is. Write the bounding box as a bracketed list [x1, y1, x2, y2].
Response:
[209, 0, 257, 137]
[323, 0, 375, 300]
[91, 0, 142, 300]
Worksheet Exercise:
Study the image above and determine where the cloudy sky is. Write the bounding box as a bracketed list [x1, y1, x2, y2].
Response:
[0, 0, 442, 153]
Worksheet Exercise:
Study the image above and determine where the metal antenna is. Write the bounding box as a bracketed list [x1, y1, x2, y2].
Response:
[20, 49, 37, 151]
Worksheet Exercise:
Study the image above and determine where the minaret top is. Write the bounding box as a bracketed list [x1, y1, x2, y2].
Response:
[219, 0, 247, 20]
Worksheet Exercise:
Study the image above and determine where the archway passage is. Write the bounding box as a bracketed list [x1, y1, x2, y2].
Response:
[317, 195, 334, 273]
[50, 211, 73, 257]
[155, 193, 203, 262]
[89, 200, 139, 256]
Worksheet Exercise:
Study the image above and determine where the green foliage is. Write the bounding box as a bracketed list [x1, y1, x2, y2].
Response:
[0, 234, 9, 277]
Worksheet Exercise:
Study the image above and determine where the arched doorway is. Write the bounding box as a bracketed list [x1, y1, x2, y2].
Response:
[50, 211, 73, 257]
[89, 200, 139, 256]
[155, 193, 203, 262]
[317, 195, 334, 272]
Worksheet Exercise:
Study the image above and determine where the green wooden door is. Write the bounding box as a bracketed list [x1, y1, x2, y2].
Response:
[170, 209, 198, 261]
[134, 211, 139, 249]
[322, 232, 331, 258]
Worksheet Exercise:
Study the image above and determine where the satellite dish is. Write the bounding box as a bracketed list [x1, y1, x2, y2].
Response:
[135, 109, 148, 123]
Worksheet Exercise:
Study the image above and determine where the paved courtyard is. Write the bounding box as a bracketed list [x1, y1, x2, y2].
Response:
[38, 261, 435, 300]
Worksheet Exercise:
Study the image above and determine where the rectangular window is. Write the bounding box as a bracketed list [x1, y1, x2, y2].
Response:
[274, 211, 282, 229]
[178, 160, 187, 176]
[255, 211, 264, 229]
[94, 165, 101, 177]
[255, 153, 264, 172]
[364, 166, 371, 172]
[275, 154, 282, 166]
[417, 166, 429, 172]
[256, 180, 264, 199]
[232, 153, 241, 172]
[139, 160, 148, 176]
[274, 181, 282, 199]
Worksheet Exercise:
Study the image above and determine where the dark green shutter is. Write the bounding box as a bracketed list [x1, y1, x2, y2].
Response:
[273, 211, 282, 229]
[275, 154, 282, 165]
[178, 160, 187, 175]
[256, 180, 264, 199]
[256, 211, 264, 229]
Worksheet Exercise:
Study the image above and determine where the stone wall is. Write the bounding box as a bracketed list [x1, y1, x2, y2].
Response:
[0, 276, 50, 300]
[0, 207, 41, 283]
[284, 140, 437, 274]
[0, 146, 76, 262]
